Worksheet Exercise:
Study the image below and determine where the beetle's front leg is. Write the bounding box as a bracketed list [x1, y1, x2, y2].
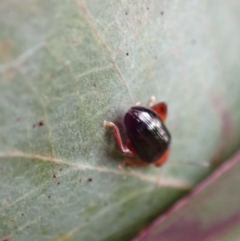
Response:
[103, 121, 135, 157]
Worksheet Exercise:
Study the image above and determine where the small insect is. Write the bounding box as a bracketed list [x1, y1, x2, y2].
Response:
[103, 96, 171, 166]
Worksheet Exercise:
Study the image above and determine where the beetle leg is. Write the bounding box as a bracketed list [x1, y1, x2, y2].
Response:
[103, 121, 135, 157]
[135, 101, 141, 106]
[151, 102, 168, 121]
[148, 96, 156, 107]
[154, 148, 170, 166]
[118, 158, 148, 169]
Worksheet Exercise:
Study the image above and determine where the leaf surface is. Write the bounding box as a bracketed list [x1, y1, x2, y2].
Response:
[0, 1, 240, 240]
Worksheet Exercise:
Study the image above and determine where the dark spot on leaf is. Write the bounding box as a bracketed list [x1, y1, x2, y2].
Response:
[88, 178, 92, 182]
[161, 11, 164, 15]
[48, 195, 51, 199]
[57, 182, 60, 185]
[53, 174, 57, 178]
[147, 7, 149, 10]
[59, 168, 62, 171]
[126, 52, 129, 56]
[93, 83, 96, 87]
[38, 121, 44, 126]
[21, 213, 24, 216]
[125, 12, 128, 15]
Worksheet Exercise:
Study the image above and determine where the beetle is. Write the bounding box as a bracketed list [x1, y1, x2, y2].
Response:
[103, 96, 171, 166]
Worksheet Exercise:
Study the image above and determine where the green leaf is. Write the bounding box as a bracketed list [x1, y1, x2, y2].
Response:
[0, 1, 240, 241]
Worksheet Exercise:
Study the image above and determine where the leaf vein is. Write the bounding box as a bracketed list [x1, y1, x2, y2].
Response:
[0, 150, 192, 190]
[76, 0, 134, 103]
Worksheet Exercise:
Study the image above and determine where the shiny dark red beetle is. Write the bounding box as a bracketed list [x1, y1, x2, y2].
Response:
[104, 97, 171, 166]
